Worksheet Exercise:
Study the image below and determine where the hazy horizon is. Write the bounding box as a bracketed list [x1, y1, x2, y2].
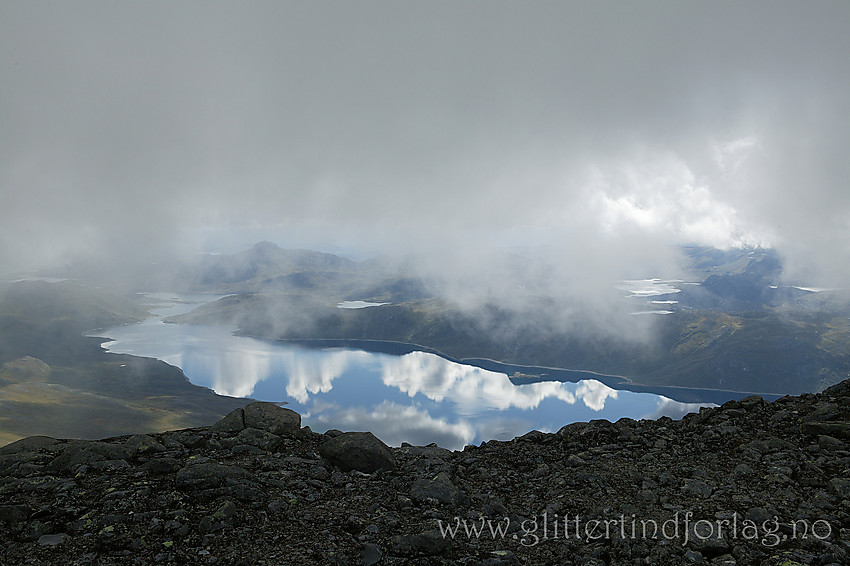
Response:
[3, 2, 849, 288]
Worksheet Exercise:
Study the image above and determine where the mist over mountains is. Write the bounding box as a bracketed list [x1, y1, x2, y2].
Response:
[2, 5, 849, 561]
[48, 240, 843, 398]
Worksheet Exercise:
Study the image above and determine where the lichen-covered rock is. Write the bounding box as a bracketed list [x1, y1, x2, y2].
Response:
[319, 431, 396, 473]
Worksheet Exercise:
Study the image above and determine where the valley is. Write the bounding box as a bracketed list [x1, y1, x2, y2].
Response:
[1, 242, 847, 447]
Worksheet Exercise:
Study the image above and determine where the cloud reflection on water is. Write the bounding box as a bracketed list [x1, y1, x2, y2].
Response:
[309, 401, 477, 449]
[95, 314, 712, 449]
[380, 351, 623, 413]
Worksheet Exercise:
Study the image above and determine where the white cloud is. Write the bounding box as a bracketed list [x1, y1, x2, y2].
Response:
[1, 1, 848, 287]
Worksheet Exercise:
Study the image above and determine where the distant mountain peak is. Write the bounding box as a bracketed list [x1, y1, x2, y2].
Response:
[251, 241, 282, 253]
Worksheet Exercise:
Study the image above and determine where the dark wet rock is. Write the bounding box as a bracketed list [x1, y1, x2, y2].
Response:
[319, 431, 396, 473]
[243, 402, 300, 436]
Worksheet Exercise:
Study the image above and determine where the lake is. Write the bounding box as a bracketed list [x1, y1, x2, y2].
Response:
[89, 293, 714, 450]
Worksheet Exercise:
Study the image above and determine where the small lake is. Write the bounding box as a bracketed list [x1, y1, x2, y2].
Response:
[89, 293, 715, 450]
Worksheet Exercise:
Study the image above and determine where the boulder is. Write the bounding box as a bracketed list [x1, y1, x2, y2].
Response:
[0, 436, 59, 456]
[125, 434, 166, 455]
[244, 402, 300, 436]
[210, 408, 246, 433]
[411, 471, 463, 505]
[802, 421, 850, 438]
[319, 432, 396, 473]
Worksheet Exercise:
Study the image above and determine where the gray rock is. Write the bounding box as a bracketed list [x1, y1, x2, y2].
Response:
[745, 507, 774, 525]
[411, 471, 463, 505]
[818, 435, 845, 449]
[0, 504, 31, 524]
[176, 462, 254, 490]
[0, 452, 40, 476]
[0, 436, 59, 456]
[389, 531, 451, 557]
[683, 479, 713, 498]
[125, 434, 166, 455]
[319, 432, 396, 473]
[688, 520, 730, 555]
[210, 407, 245, 433]
[47, 448, 107, 472]
[802, 421, 850, 438]
[829, 477, 850, 498]
[142, 457, 181, 474]
[638, 489, 658, 504]
[737, 395, 764, 408]
[230, 444, 263, 455]
[52, 444, 110, 469]
[243, 402, 301, 436]
[568, 454, 587, 466]
[746, 436, 794, 453]
[91, 459, 132, 472]
[482, 550, 521, 565]
[361, 543, 382, 566]
[733, 463, 753, 477]
[394, 444, 453, 460]
[236, 427, 282, 450]
[37, 533, 69, 546]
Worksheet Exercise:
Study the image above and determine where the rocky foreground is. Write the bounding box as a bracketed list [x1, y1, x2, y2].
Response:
[2, 384, 850, 566]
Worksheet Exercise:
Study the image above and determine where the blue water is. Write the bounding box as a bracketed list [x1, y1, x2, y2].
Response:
[89, 293, 711, 450]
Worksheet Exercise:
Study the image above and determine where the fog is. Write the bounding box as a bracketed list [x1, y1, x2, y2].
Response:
[2, 1, 849, 291]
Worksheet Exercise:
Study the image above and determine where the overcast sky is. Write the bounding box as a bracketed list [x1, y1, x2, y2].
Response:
[2, 1, 849, 283]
